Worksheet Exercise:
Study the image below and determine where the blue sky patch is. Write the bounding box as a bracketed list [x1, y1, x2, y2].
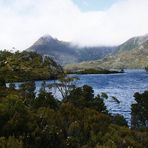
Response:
[72, 0, 121, 11]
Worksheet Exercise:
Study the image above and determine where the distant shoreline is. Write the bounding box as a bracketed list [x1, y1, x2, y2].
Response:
[66, 68, 124, 75]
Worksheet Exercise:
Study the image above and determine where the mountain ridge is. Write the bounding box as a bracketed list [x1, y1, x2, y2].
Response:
[64, 33, 148, 70]
[27, 33, 148, 69]
[26, 35, 116, 65]
[116, 33, 148, 53]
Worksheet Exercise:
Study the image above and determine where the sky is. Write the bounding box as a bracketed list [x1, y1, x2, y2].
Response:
[73, 0, 121, 11]
[0, 0, 148, 50]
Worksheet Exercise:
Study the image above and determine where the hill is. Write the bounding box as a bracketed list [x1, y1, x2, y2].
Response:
[100, 40, 148, 69]
[65, 34, 148, 70]
[0, 50, 63, 82]
[117, 33, 148, 53]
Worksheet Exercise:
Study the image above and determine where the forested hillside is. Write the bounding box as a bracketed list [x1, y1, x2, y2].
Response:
[0, 50, 63, 82]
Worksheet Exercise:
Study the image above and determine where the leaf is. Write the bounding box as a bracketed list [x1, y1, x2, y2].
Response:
[111, 96, 120, 104]
[101, 92, 108, 99]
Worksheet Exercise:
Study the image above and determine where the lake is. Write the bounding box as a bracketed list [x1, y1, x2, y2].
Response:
[75, 69, 148, 125]
[12, 69, 148, 125]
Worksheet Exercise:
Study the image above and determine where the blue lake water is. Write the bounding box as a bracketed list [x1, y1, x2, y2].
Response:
[75, 70, 148, 124]
[12, 69, 148, 124]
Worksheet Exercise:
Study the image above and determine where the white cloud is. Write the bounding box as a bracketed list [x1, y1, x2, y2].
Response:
[0, 0, 148, 50]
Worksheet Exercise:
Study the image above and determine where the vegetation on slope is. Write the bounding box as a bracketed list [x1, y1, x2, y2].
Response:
[117, 33, 148, 53]
[0, 50, 63, 82]
[0, 77, 148, 147]
[67, 40, 148, 69]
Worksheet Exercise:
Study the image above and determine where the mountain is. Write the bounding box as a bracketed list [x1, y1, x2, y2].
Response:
[27, 33, 148, 69]
[65, 34, 148, 70]
[77, 46, 116, 62]
[99, 40, 148, 69]
[116, 33, 148, 53]
[26, 35, 78, 65]
[26, 35, 115, 65]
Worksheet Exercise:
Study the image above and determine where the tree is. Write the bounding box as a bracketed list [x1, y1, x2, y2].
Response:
[131, 91, 148, 129]
[9, 83, 16, 90]
[111, 114, 128, 127]
[0, 94, 30, 137]
[34, 81, 59, 110]
[145, 66, 148, 73]
[0, 137, 23, 148]
[0, 50, 63, 82]
[19, 81, 36, 106]
[51, 76, 78, 100]
[66, 85, 107, 113]
[0, 77, 6, 88]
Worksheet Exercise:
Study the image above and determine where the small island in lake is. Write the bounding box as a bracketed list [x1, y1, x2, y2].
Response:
[66, 68, 124, 74]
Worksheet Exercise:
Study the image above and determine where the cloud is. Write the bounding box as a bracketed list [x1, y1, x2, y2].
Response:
[0, 0, 148, 50]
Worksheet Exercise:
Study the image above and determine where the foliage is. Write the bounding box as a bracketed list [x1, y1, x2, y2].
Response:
[51, 76, 78, 100]
[65, 85, 107, 113]
[145, 66, 148, 72]
[0, 77, 6, 88]
[0, 137, 23, 148]
[101, 92, 108, 99]
[111, 96, 120, 104]
[0, 50, 63, 82]
[131, 91, 148, 129]
[98, 124, 148, 148]
[9, 83, 16, 90]
[0, 81, 148, 147]
[111, 114, 128, 127]
[34, 81, 60, 110]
